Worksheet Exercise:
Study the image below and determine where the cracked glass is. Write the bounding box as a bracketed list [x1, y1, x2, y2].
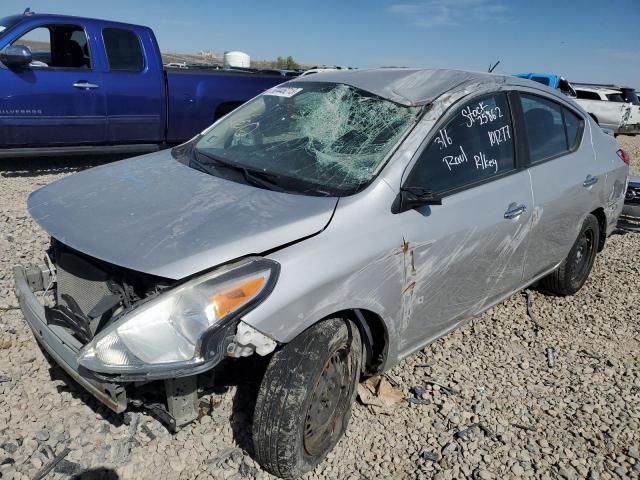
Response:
[193, 82, 419, 195]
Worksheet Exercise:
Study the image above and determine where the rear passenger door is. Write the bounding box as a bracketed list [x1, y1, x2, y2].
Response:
[517, 92, 606, 280]
[100, 27, 165, 143]
[398, 92, 534, 353]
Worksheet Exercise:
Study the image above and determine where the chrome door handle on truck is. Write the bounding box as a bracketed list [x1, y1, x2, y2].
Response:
[73, 81, 100, 90]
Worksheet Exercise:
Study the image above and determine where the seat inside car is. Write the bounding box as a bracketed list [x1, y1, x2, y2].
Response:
[525, 107, 566, 159]
[60, 39, 85, 68]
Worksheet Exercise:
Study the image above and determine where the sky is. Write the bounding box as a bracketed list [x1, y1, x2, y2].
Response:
[3, 0, 639, 87]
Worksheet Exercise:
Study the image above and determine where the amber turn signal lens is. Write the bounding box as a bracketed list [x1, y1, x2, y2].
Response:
[211, 276, 266, 319]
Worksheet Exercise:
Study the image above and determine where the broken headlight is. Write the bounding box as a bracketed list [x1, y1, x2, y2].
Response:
[77, 257, 279, 376]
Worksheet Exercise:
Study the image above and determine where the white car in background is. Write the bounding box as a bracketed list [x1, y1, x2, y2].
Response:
[573, 85, 639, 135]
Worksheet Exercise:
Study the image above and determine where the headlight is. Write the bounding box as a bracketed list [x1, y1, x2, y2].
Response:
[77, 257, 279, 376]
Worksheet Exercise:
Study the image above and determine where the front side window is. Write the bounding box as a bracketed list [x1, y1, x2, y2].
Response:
[103, 28, 144, 71]
[520, 94, 584, 163]
[12, 24, 90, 68]
[405, 93, 515, 194]
[192, 82, 419, 195]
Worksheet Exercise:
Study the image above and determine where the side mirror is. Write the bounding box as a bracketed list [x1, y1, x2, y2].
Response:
[0, 45, 33, 68]
[392, 187, 442, 213]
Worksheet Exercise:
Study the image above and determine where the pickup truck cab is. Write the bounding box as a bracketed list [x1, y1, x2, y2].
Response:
[0, 12, 286, 156]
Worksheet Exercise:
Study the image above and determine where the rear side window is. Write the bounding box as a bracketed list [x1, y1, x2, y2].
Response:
[520, 94, 584, 163]
[103, 28, 144, 71]
[576, 90, 601, 100]
[563, 108, 583, 150]
[406, 93, 515, 194]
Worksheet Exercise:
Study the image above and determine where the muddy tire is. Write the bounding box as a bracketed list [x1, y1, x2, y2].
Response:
[252, 318, 362, 479]
[541, 214, 599, 296]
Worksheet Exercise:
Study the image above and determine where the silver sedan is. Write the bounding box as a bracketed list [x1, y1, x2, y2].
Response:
[15, 68, 629, 478]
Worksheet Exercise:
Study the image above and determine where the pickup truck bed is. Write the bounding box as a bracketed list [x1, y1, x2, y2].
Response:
[0, 12, 287, 156]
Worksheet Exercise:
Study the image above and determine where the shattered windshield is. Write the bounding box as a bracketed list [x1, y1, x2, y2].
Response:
[192, 82, 419, 195]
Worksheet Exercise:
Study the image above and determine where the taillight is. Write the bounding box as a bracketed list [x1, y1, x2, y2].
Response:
[617, 149, 631, 166]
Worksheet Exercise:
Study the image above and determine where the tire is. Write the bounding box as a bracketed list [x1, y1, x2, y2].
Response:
[541, 214, 599, 296]
[252, 318, 362, 479]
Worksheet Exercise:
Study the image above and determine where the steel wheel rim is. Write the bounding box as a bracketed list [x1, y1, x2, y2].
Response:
[303, 347, 350, 457]
[571, 228, 594, 282]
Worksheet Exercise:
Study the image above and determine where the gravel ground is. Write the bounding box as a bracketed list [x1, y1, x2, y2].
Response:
[1, 139, 639, 480]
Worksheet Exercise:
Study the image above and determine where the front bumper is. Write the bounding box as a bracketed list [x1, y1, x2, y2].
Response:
[618, 123, 640, 135]
[618, 178, 640, 231]
[13, 264, 127, 413]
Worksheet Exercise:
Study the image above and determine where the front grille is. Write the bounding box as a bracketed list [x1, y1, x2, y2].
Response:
[626, 184, 640, 205]
[55, 251, 113, 334]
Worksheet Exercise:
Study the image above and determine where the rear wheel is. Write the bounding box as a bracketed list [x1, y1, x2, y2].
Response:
[252, 318, 362, 479]
[541, 213, 599, 296]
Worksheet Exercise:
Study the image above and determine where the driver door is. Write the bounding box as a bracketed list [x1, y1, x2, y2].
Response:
[397, 92, 534, 354]
[0, 22, 106, 147]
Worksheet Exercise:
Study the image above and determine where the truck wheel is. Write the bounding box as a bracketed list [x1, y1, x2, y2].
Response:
[541, 214, 599, 296]
[252, 318, 362, 479]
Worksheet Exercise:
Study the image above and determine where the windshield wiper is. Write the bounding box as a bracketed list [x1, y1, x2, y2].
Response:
[192, 149, 287, 192]
[192, 149, 337, 196]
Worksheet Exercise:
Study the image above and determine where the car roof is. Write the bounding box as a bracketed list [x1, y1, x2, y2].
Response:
[293, 68, 533, 106]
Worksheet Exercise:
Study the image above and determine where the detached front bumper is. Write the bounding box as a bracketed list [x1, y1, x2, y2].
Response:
[13, 264, 127, 413]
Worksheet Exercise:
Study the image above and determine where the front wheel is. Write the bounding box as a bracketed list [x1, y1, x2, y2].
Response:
[541, 213, 599, 296]
[252, 318, 362, 479]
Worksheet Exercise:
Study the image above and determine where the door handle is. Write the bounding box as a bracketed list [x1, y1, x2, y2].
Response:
[504, 203, 527, 219]
[73, 81, 99, 90]
[583, 175, 598, 187]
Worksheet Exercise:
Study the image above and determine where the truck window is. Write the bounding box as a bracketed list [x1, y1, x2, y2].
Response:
[103, 28, 144, 72]
[606, 93, 625, 102]
[575, 90, 601, 101]
[530, 76, 550, 86]
[12, 24, 91, 68]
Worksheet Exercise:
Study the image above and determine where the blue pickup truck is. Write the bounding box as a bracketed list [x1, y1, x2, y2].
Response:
[0, 11, 287, 157]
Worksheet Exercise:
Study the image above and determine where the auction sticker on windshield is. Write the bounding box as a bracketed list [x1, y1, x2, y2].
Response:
[265, 86, 303, 98]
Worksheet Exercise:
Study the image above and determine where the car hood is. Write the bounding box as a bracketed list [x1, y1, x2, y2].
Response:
[28, 151, 338, 279]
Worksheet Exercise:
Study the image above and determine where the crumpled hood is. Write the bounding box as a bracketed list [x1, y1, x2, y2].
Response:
[28, 151, 338, 279]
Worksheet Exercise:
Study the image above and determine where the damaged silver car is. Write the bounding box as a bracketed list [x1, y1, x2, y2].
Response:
[14, 69, 629, 478]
